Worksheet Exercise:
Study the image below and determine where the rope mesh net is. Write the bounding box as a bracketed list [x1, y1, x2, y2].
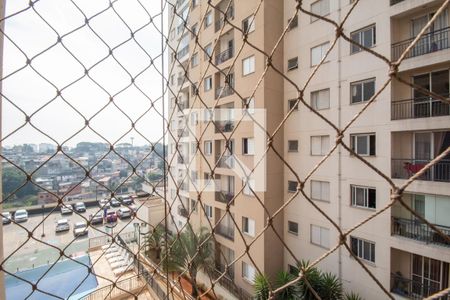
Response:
[0, 0, 450, 299]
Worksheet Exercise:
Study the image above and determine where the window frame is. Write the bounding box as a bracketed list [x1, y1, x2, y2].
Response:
[288, 99, 299, 111]
[350, 236, 376, 264]
[350, 78, 376, 104]
[204, 204, 213, 219]
[242, 217, 256, 237]
[310, 180, 330, 202]
[204, 76, 212, 91]
[310, 135, 330, 156]
[287, 57, 299, 71]
[350, 185, 376, 209]
[242, 15, 256, 34]
[287, 180, 298, 193]
[310, 224, 330, 249]
[350, 133, 376, 156]
[191, 52, 199, 67]
[311, 88, 330, 110]
[310, 0, 330, 23]
[242, 55, 256, 76]
[288, 221, 299, 235]
[204, 140, 212, 155]
[204, 11, 213, 28]
[242, 261, 256, 282]
[311, 42, 330, 67]
[242, 137, 255, 155]
[288, 140, 299, 152]
[350, 24, 376, 54]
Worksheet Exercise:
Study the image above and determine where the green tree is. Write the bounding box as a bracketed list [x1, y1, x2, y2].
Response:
[162, 225, 213, 297]
[319, 272, 343, 300]
[2, 167, 37, 200]
[145, 225, 165, 261]
[254, 273, 270, 300]
[254, 271, 301, 300]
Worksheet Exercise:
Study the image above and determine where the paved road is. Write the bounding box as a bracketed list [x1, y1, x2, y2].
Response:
[2, 202, 148, 273]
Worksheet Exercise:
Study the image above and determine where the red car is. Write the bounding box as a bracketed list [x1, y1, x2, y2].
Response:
[106, 211, 117, 223]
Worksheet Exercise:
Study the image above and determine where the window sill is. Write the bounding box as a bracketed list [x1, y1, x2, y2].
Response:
[310, 242, 330, 250]
[349, 255, 376, 267]
[311, 198, 330, 203]
[350, 45, 376, 56]
[288, 231, 298, 236]
[243, 232, 255, 238]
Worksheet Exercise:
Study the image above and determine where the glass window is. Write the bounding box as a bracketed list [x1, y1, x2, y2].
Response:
[311, 88, 330, 110]
[243, 56, 255, 75]
[351, 78, 375, 104]
[311, 42, 329, 66]
[288, 221, 299, 235]
[311, 180, 330, 201]
[351, 185, 376, 209]
[350, 236, 375, 263]
[350, 24, 376, 54]
[311, 0, 330, 22]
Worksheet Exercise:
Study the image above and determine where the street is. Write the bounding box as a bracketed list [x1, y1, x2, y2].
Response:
[2, 201, 148, 273]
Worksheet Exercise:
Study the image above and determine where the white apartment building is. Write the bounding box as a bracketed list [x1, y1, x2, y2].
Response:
[283, 1, 450, 299]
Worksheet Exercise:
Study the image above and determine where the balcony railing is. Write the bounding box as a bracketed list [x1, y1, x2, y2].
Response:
[216, 155, 234, 168]
[391, 159, 450, 182]
[177, 101, 189, 111]
[215, 47, 234, 65]
[392, 27, 450, 60]
[214, 8, 234, 32]
[215, 224, 234, 240]
[177, 205, 189, 218]
[215, 191, 234, 204]
[390, 273, 449, 299]
[215, 85, 234, 99]
[391, 217, 450, 247]
[391, 96, 450, 120]
[214, 120, 234, 133]
[210, 267, 253, 300]
[177, 154, 189, 164]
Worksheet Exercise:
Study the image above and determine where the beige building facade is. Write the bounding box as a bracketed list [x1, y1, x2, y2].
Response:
[167, 0, 285, 297]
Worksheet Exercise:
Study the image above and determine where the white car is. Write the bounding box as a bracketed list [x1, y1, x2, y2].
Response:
[74, 202, 86, 213]
[73, 222, 88, 237]
[116, 207, 132, 219]
[14, 210, 28, 223]
[61, 205, 73, 215]
[99, 199, 111, 209]
[2, 212, 11, 224]
[55, 219, 70, 233]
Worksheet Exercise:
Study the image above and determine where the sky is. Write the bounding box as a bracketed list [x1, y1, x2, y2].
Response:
[2, 0, 168, 147]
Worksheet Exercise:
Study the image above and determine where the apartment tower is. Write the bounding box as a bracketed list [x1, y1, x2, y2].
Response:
[167, 0, 285, 297]
[283, 1, 450, 299]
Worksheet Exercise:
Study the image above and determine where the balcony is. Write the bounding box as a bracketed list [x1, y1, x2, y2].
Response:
[177, 154, 189, 164]
[391, 27, 450, 61]
[215, 47, 234, 65]
[215, 191, 234, 205]
[392, 217, 450, 247]
[391, 96, 450, 120]
[391, 159, 450, 182]
[214, 7, 234, 32]
[215, 85, 234, 99]
[390, 273, 449, 299]
[390, 249, 450, 299]
[177, 128, 188, 138]
[177, 205, 189, 218]
[215, 224, 234, 240]
[216, 155, 234, 169]
[214, 121, 234, 133]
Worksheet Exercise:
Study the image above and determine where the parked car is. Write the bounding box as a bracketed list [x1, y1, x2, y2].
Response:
[105, 211, 117, 223]
[55, 219, 70, 233]
[73, 222, 88, 237]
[74, 202, 86, 213]
[2, 212, 11, 225]
[119, 195, 133, 205]
[110, 198, 121, 207]
[98, 198, 110, 209]
[89, 212, 104, 225]
[116, 207, 132, 219]
[61, 205, 73, 215]
[14, 209, 28, 223]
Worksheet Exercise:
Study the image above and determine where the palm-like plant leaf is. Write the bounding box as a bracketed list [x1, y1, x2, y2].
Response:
[319, 272, 343, 300]
[275, 271, 302, 300]
[254, 273, 270, 300]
